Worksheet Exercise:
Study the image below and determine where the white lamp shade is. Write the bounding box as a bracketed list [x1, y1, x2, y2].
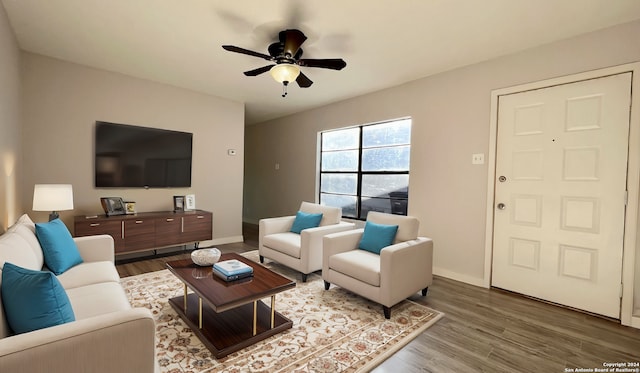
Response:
[270, 64, 300, 83]
[32, 184, 74, 211]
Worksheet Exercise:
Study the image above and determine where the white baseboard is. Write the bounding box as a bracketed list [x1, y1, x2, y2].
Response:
[433, 267, 486, 288]
[199, 236, 244, 247]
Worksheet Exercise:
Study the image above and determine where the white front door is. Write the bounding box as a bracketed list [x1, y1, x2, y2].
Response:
[491, 72, 632, 318]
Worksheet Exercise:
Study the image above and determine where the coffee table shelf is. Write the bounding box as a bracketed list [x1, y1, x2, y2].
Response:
[168, 294, 292, 358]
[166, 253, 296, 358]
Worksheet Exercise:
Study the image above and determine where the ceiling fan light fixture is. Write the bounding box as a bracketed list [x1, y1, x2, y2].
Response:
[270, 63, 300, 84]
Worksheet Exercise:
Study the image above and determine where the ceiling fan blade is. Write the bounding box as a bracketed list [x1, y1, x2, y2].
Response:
[243, 65, 275, 76]
[296, 72, 313, 88]
[280, 29, 307, 58]
[297, 58, 346, 70]
[222, 45, 273, 61]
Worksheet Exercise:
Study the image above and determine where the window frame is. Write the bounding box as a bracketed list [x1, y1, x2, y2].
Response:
[318, 118, 411, 220]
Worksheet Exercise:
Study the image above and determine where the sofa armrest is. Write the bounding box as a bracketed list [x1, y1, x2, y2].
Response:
[73, 234, 115, 263]
[380, 237, 433, 306]
[0, 308, 156, 373]
[322, 229, 364, 274]
[300, 221, 356, 273]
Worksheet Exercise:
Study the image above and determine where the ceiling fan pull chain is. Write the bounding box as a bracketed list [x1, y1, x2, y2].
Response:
[282, 81, 289, 97]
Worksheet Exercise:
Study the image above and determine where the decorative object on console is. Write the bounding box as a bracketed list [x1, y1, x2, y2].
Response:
[184, 194, 196, 211]
[100, 197, 126, 216]
[190, 248, 221, 266]
[124, 201, 136, 214]
[32, 184, 74, 221]
[173, 196, 184, 212]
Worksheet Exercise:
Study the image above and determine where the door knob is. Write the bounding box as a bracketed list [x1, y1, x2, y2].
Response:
[499, 176, 507, 182]
[497, 203, 506, 210]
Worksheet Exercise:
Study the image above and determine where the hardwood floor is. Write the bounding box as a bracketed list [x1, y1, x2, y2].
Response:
[116, 223, 640, 372]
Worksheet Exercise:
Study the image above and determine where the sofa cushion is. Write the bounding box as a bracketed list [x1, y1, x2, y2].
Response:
[7, 214, 44, 268]
[263, 232, 302, 258]
[0, 231, 41, 271]
[359, 221, 398, 254]
[1, 262, 75, 334]
[329, 250, 381, 287]
[367, 211, 419, 243]
[65, 282, 131, 320]
[290, 211, 323, 234]
[35, 219, 83, 275]
[57, 261, 121, 290]
[300, 201, 341, 226]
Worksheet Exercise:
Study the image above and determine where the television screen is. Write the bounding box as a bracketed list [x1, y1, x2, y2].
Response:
[95, 121, 193, 188]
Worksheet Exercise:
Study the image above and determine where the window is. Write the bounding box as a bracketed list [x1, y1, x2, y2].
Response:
[319, 118, 411, 219]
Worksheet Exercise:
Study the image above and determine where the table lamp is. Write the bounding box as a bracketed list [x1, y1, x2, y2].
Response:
[32, 184, 74, 221]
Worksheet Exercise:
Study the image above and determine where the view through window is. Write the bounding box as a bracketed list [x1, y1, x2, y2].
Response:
[319, 118, 411, 219]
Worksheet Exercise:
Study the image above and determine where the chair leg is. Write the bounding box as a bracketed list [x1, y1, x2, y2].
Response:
[383, 306, 391, 319]
[422, 287, 428, 296]
[324, 281, 330, 290]
[259, 255, 264, 263]
[301, 273, 308, 282]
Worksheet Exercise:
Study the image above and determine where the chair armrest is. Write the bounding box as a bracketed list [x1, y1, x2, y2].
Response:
[380, 237, 433, 306]
[302, 221, 356, 242]
[259, 216, 296, 236]
[0, 308, 156, 373]
[73, 234, 115, 263]
[300, 222, 356, 273]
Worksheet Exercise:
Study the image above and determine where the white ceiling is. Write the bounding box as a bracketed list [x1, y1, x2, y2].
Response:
[3, 0, 640, 125]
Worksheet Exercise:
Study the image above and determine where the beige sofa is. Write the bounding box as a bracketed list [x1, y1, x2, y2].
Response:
[0, 215, 157, 373]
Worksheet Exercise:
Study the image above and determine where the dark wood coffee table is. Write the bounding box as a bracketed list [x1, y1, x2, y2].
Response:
[165, 253, 296, 358]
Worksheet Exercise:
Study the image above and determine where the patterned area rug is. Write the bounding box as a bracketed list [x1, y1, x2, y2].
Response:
[121, 251, 443, 372]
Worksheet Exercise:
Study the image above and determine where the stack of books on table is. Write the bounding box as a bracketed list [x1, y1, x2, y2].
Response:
[213, 259, 254, 281]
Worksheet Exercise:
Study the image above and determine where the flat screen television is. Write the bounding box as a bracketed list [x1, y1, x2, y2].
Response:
[94, 121, 193, 188]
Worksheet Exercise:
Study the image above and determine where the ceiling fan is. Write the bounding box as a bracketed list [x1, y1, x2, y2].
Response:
[222, 29, 347, 97]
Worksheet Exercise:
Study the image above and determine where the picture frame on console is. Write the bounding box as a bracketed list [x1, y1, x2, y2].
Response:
[100, 197, 126, 216]
[173, 196, 185, 212]
[184, 194, 196, 211]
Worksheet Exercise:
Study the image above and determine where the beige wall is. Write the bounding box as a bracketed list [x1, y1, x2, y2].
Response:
[21, 53, 245, 244]
[244, 20, 640, 285]
[0, 5, 22, 232]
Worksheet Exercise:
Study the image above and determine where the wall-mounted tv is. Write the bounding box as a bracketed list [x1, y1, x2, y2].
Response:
[94, 121, 193, 188]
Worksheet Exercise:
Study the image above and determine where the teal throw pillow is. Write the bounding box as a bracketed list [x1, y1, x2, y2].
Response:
[35, 218, 83, 275]
[1, 262, 75, 334]
[359, 221, 399, 254]
[290, 211, 323, 234]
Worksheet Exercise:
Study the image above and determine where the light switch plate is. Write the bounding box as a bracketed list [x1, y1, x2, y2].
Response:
[472, 153, 485, 165]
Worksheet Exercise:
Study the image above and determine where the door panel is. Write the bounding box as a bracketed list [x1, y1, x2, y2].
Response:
[491, 73, 632, 318]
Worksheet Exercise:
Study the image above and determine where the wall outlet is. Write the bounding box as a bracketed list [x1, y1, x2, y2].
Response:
[275, 163, 280, 170]
[472, 153, 485, 165]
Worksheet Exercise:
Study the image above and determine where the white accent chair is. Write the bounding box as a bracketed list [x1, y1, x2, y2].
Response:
[322, 212, 433, 319]
[259, 202, 356, 282]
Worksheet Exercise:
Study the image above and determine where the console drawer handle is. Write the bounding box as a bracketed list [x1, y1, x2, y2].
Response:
[197, 215, 204, 219]
[90, 223, 100, 227]
[166, 218, 174, 222]
[135, 220, 143, 224]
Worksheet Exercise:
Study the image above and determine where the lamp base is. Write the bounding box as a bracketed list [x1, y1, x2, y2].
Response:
[49, 211, 59, 221]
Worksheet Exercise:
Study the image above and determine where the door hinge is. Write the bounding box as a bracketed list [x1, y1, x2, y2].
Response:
[620, 282, 624, 298]
[624, 190, 628, 206]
